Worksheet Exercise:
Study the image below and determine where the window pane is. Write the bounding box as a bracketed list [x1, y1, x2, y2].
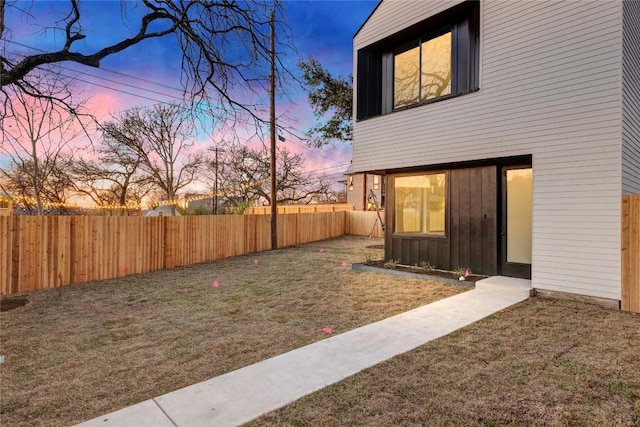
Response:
[394, 45, 420, 108]
[506, 169, 532, 264]
[421, 32, 451, 100]
[395, 174, 446, 235]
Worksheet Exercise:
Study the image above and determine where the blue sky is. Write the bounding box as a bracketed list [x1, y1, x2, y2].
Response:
[3, 0, 379, 184]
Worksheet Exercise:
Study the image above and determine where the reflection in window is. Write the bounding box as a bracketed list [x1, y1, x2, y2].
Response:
[421, 32, 451, 100]
[394, 32, 451, 108]
[395, 173, 446, 235]
[393, 44, 420, 108]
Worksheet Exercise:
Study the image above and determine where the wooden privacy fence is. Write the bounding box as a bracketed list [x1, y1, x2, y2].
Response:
[0, 212, 347, 295]
[622, 194, 640, 313]
[345, 210, 385, 238]
[244, 204, 354, 215]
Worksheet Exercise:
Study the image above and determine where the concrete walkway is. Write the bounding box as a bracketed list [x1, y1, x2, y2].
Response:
[76, 278, 531, 427]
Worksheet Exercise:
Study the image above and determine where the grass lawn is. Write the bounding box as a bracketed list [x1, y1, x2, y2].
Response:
[0, 236, 468, 427]
[250, 298, 640, 427]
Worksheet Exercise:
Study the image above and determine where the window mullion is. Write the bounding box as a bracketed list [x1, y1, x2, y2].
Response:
[418, 38, 423, 103]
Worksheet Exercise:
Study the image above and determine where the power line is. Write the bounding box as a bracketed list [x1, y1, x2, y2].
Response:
[3, 39, 187, 94]
[3, 39, 353, 166]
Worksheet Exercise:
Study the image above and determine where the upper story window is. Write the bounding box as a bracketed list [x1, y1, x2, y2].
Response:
[394, 31, 452, 108]
[357, 1, 479, 120]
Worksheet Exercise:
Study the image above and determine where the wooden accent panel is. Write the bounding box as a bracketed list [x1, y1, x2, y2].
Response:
[0, 212, 349, 296]
[387, 166, 496, 275]
[481, 167, 498, 274]
[450, 166, 497, 275]
[622, 194, 640, 313]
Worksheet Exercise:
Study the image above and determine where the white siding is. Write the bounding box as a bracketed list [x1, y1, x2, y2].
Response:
[346, 174, 383, 210]
[346, 174, 366, 210]
[353, 0, 624, 300]
[622, 0, 640, 194]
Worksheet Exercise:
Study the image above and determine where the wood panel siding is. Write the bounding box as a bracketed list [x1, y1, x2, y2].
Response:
[354, 1, 624, 300]
[387, 166, 496, 275]
[621, 194, 640, 313]
[622, 0, 640, 195]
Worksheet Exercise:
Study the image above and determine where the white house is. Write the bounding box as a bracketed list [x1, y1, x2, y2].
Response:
[352, 0, 639, 306]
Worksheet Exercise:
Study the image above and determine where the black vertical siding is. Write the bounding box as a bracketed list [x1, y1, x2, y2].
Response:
[388, 165, 497, 276]
[481, 167, 498, 274]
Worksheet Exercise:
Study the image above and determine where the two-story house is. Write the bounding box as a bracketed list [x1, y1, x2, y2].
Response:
[353, 0, 639, 305]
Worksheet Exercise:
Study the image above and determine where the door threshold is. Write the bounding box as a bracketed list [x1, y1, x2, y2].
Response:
[475, 276, 533, 297]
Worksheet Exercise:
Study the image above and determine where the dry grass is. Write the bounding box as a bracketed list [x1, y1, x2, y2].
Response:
[250, 298, 640, 427]
[0, 236, 467, 427]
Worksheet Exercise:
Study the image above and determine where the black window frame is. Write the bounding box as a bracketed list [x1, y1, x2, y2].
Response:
[392, 171, 448, 238]
[357, 1, 479, 121]
[392, 27, 453, 109]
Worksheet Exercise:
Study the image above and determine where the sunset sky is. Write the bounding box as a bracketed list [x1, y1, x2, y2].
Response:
[2, 0, 378, 191]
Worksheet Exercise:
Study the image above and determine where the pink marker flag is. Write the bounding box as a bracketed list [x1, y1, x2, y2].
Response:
[320, 248, 324, 253]
[213, 280, 220, 288]
[341, 261, 347, 267]
[322, 327, 333, 334]
[465, 268, 471, 278]
[254, 259, 259, 265]
[123, 266, 129, 274]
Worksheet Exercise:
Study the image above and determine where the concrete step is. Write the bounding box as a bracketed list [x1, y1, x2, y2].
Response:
[475, 276, 533, 297]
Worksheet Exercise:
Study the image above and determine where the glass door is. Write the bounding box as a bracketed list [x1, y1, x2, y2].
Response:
[499, 167, 532, 279]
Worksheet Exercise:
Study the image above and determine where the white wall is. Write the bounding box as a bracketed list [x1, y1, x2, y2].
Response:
[346, 174, 384, 210]
[353, 0, 624, 300]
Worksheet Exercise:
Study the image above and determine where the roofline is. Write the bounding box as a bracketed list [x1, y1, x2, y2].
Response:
[353, 0, 383, 39]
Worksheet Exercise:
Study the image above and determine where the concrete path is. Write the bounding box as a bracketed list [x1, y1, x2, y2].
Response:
[75, 278, 530, 427]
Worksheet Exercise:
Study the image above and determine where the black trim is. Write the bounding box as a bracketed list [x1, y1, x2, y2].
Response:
[498, 165, 533, 279]
[356, 1, 480, 121]
[380, 155, 532, 177]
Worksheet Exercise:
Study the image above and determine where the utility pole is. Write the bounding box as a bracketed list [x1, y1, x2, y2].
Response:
[208, 147, 221, 215]
[269, 8, 277, 250]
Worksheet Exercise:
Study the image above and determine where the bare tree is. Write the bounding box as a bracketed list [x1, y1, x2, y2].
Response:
[206, 141, 333, 208]
[0, 155, 76, 215]
[70, 137, 154, 215]
[100, 103, 206, 211]
[1, 0, 290, 127]
[0, 70, 85, 214]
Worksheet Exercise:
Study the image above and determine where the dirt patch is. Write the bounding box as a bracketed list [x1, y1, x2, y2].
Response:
[365, 244, 385, 250]
[0, 296, 30, 313]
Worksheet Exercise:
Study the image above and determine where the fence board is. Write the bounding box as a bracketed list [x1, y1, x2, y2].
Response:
[0, 210, 384, 296]
[345, 211, 385, 238]
[244, 204, 354, 215]
[622, 195, 640, 313]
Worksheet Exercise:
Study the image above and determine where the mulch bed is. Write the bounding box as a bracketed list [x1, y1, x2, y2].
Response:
[364, 260, 487, 283]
